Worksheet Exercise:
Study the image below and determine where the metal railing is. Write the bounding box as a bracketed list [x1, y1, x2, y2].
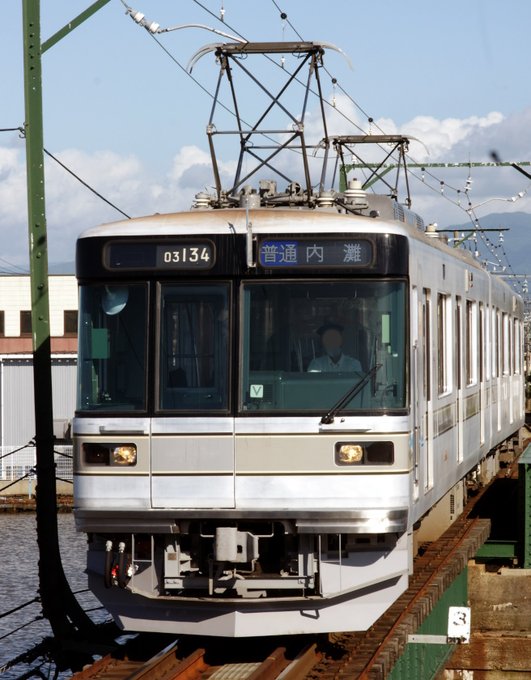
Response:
[0, 445, 73, 482]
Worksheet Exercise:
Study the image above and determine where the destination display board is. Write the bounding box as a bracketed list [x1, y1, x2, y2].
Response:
[107, 241, 215, 270]
[258, 238, 373, 268]
[78, 233, 406, 279]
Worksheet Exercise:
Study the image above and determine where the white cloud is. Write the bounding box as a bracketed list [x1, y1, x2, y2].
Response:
[401, 112, 504, 161]
[168, 144, 238, 192]
[1, 105, 531, 268]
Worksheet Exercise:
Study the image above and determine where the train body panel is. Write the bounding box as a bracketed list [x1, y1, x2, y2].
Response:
[73, 201, 524, 636]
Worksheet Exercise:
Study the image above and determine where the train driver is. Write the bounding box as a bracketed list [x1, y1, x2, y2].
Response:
[307, 322, 362, 373]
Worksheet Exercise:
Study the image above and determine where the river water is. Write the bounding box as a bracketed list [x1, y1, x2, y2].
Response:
[0, 512, 108, 678]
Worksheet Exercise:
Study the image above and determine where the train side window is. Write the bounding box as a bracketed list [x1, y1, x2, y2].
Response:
[465, 300, 477, 386]
[479, 303, 485, 383]
[514, 319, 521, 375]
[437, 293, 452, 395]
[455, 297, 462, 390]
[484, 305, 490, 381]
[491, 308, 496, 378]
[496, 310, 501, 378]
[422, 289, 431, 400]
[502, 313, 509, 375]
[0, 310, 4, 337]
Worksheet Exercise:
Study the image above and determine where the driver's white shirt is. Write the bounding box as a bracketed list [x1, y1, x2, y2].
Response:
[308, 353, 362, 372]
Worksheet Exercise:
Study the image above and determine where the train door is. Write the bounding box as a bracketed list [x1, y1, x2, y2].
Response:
[455, 297, 464, 463]
[411, 286, 420, 501]
[422, 289, 434, 491]
[151, 283, 235, 509]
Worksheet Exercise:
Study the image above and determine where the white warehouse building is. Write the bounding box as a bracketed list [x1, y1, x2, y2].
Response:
[0, 275, 78, 494]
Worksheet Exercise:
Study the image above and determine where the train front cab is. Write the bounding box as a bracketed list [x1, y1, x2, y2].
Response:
[73, 224, 416, 636]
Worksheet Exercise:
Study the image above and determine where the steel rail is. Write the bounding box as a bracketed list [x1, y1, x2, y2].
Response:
[357, 517, 484, 679]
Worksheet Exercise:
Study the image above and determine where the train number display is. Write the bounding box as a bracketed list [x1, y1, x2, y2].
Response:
[107, 241, 215, 270]
[157, 244, 213, 269]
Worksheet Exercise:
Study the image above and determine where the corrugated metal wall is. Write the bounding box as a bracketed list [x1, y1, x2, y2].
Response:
[1, 358, 77, 446]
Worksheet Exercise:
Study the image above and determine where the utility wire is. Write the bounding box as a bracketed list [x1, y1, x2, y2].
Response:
[284, 0, 526, 288]
[2, 124, 130, 221]
[0, 256, 29, 274]
[0, 639, 53, 676]
[265, 0, 517, 225]
[0, 597, 40, 620]
[43, 148, 131, 220]
[53, 449, 73, 459]
[0, 440, 35, 462]
[145, 1, 526, 289]
[0, 615, 44, 642]
[270, 0, 303, 39]
[0, 470, 35, 494]
[119, 0, 331, 194]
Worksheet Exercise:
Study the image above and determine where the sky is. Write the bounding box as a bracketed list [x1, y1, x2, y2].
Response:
[2, 0, 531, 273]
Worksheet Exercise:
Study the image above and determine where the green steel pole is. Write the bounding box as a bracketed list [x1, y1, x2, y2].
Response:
[22, 0, 95, 645]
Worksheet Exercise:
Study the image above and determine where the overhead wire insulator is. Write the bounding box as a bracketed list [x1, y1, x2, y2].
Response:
[279, 11, 287, 67]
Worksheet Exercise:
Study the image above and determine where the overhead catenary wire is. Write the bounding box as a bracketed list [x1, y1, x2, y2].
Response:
[192, 0, 476, 207]
[265, 3, 528, 223]
[289, 14, 527, 296]
[126, 0, 527, 293]
[120, 2, 304, 167]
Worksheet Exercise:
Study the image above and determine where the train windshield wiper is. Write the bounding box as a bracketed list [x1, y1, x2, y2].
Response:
[320, 363, 383, 425]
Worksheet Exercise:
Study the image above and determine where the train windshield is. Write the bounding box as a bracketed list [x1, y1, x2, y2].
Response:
[158, 283, 230, 412]
[240, 280, 407, 414]
[77, 284, 148, 411]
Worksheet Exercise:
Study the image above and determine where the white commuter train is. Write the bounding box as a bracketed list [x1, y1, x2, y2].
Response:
[73, 183, 524, 637]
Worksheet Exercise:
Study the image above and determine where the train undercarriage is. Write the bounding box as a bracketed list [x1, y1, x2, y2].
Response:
[86, 518, 411, 636]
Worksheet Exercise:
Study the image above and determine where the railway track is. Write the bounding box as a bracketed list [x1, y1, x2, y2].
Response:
[71, 639, 322, 680]
[72, 481, 495, 680]
[307, 487, 493, 679]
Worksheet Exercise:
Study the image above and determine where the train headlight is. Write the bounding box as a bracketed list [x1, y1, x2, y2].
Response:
[83, 443, 137, 466]
[112, 445, 137, 465]
[335, 442, 395, 466]
[83, 443, 109, 465]
[336, 444, 364, 464]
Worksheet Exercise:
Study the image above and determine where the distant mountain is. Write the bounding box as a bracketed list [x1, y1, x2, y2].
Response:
[444, 211, 531, 274]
